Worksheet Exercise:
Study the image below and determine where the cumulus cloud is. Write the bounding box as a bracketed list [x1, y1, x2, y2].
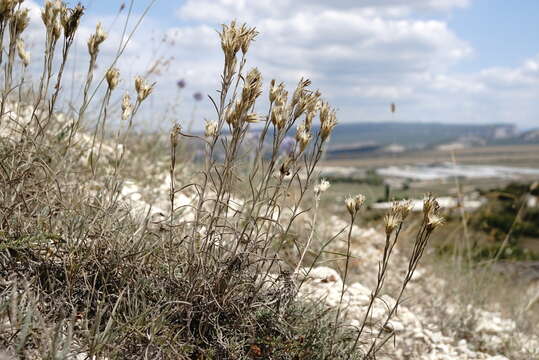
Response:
[14, 0, 539, 129]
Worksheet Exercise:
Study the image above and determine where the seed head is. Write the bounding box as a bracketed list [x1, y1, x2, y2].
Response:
[345, 196, 356, 216]
[239, 23, 258, 54]
[16, 38, 30, 67]
[170, 123, 181, 148]
[279, 156, 294, 178]
[105, 67, 120, 90]
[41, 0, 63, 28]
[345, 194, 365, 216]
[427, 213, 445, 230]
[384, 212, 400, 236]
[270, 105, 286, 131]
[225, 105, 238, 128]
[397, 200, 413, 220]
[422, 194, 439, 219]
[61, 3, 84, 39]
[12, 8, 29, 35]
[295, 124, 311, 154]
[423, 194, 444, 231]
[134, 76, 154, 102]
[87, 22, 107, 56]
[219, 20, 242, 67]
[314, 179, 330, 196]
[320, 111, 337, 141]
[241, 68, 262, 109]
[291, 78, 311, 107]
[204, 120, 218, 138]
[121, 92, 132, 120]
[0, 0, 17, 18]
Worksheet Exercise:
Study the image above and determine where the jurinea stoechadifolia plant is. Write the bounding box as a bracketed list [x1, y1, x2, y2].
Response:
[168, 19, 338, 332]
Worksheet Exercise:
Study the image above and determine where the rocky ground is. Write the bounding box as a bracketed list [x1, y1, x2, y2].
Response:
[116, 170, 539, 359]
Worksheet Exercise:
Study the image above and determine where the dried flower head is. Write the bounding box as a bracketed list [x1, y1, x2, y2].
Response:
[314, 179, 330, 196]
[397, 200, 414, 220]
[239, 23, 258, 54]
[345, 194, 365, 216]
[170, 123, 181, 148]
[16, 38, 30, 67]
[279, 156, 294, 178]
[87, 22, 107, 56]
[345, 196, 356, 217]
[271, 105, 286, 131]
[105, 67, 120, 90]
[291, 78, 311, 107]
[41, 0, 63, 28]
[423, 194, 444, 231]
[0, 0, 17, 18]
[295, 124, 311, 153]
[134, 76, 154, 102]
[61, 3, 84, 39]
[384, 212, 400, 236]
[13, 8, 30, 35]
[121, 92, 132, 120]
[204, 120, 218, 138]
[319, 102, 337, 141]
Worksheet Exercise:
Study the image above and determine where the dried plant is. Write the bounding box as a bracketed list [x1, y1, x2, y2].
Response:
[0, 7, 445, 358]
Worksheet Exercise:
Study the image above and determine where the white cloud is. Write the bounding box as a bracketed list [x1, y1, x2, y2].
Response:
[13, 0, 539, 129]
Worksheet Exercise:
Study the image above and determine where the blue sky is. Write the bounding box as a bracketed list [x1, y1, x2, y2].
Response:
[25, 1, 539, 129]
[447, 0, 539, 72]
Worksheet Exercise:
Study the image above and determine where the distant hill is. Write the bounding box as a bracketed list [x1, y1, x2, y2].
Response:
[327, 122, 516, 149]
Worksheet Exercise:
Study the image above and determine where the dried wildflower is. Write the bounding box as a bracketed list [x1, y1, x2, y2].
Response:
[384, 203, 402, 236]
[354, 194, 366, 210]
[105, 67, 120, 90]
[345, 196, 356, 216]
[239, 23, 258, 54]
[314, 179, 330, 196]
[87, 22, 107, 56]
[427, 213, 445, 231]
[219, 20, 241, 67]
[345, 194, 365, 216]
[423, 194, 444, 231]
[204, 120, 218, 138]
[16, 38, 30, 67]
[384, 212, 399, 236]
[41, 0, 64, 30]
[61, 3, 84, 39]
[295, 124, 311, 153]
[291, 78, 311, 107]
[319, 103, 337, 141]
[0, 0, 17, 18]
[225, 105, 237, 128]
[269, 79, 278, 103]
[422, 194, 439, 219]
[13, 8, 30, 35]
[134, 76, 154, 102]
[279, 156, 293, 178]
[397, 200, 413, 220]
[121, 92, 132, 120]
[170, 123, 181, 147]
[271, 105, 286, 130]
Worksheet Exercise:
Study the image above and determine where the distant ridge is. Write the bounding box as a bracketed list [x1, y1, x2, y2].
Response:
[326, 122, 516, 148]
